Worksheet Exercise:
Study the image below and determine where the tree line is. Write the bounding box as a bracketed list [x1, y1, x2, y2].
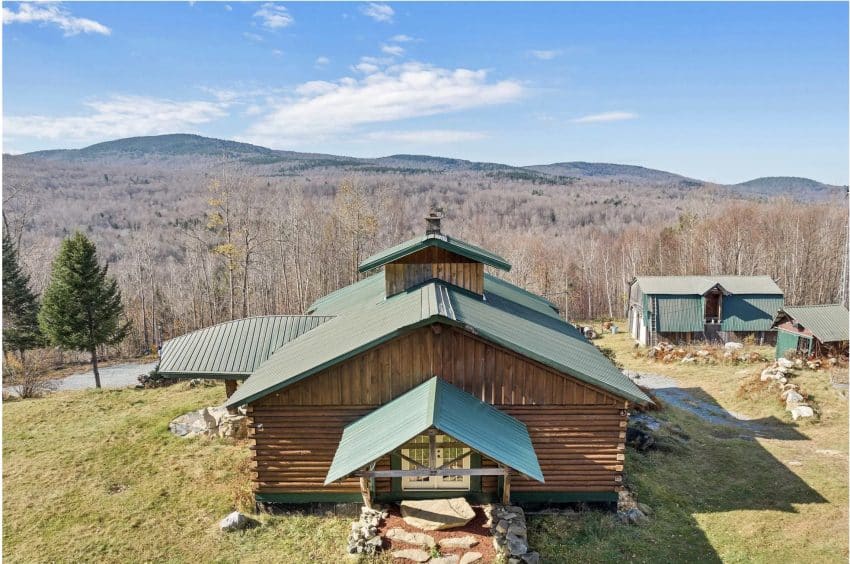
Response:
[3, 165, 848, 371]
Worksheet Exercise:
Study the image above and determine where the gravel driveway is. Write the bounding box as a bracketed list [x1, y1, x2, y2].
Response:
[53, 362, 159, 391]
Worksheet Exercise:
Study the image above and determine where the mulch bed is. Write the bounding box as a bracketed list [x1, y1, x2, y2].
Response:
[379, 504, 497, 562]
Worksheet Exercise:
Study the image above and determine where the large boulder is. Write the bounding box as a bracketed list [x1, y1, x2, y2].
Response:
[777, 357, 795, 369]
[725, 342, 744, 351]
[219, 511, 257, 532]
[400, 498, 475, 531]
[783, 390, 805, 409]
[791, 406, 815, 420]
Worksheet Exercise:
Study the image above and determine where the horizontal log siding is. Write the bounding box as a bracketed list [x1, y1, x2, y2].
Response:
[250, 324, 627, 496]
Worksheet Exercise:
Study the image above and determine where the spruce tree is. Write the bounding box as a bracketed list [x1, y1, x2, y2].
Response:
[39, 232, 129, 388]
[2, 233, 45, 356]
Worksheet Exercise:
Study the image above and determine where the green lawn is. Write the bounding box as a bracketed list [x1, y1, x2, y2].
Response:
[3, 334, 847, 563]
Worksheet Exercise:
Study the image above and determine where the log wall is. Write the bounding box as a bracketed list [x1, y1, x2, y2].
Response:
[249, 324, 628, 497]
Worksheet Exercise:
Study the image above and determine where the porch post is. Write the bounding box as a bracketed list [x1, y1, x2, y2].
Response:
[359, 476, 372, 509]
[502, 468, 511, 505]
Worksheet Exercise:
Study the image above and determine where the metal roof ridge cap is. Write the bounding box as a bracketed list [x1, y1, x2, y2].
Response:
[427, 376, 439, 428]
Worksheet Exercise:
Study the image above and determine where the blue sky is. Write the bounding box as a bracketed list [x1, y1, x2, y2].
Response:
[3, 1, 848, 184]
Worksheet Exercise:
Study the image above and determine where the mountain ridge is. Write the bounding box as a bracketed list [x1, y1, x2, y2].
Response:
[10, 133, 845, 195]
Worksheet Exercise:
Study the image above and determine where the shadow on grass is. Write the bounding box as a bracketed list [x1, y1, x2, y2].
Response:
[529, 386, 827, 563]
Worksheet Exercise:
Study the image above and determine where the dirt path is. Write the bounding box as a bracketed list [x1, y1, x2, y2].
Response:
[624, 370, 772, 434]
[53, 361, 159, 391]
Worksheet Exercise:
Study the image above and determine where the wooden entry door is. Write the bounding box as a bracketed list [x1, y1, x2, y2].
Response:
[401, 434, 471, 491]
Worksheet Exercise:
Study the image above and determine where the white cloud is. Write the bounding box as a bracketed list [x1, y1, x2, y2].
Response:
[243, 32, 263, 42]
[2, 3, 110, 36]
[364, 129, 488, 144]
[381, 44, 404, 57]
[242, 62, 523, 145]
[315, 56, 330, 66]
[253, 3, 293, 29]
[224, 4, 233, 11]
[529, 49, 561, 60]
[571, 111, 638, 124]
[272, 49, 283, 57]
[4, 95, 228, 142]
[390, 34, 415, 42]
[360, 3, 394, 22]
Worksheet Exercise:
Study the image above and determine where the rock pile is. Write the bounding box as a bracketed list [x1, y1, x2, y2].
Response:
[348, 506, 387, 556]
[617, 489, 652, 525]
[488, 505, 539, 564]
[169, 405, 248, 438]
[759, 359, 816, 420]
[646, 342, 766, 365]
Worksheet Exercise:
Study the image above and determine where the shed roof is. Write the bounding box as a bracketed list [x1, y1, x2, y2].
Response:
[227, 279, 651, 408]
[773, 304, 849, 343]
[358, 233, 511, 273]
[158, 315, 333, 378]
[633, 275, 782, 296]
[324, 376, 544, 484]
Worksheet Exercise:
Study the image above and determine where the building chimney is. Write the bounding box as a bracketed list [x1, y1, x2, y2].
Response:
[425, 210, 443, 235]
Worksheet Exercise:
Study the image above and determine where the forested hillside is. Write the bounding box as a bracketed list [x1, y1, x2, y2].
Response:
[3, 134, 847, 356]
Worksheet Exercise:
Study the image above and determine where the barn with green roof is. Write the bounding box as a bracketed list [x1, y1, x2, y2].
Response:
[160, 214, 650, 507]
[627, 275, 784, 346]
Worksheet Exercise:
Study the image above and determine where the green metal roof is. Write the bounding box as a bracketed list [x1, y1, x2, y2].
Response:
[358, 233, 511, 273]
[773, 304, 849, 342]
[324, 376, 543, 484]
[634, 275, 782, 296]
[720, 295, 784, 332]
[158, 315, 333, 378]
[227, 279, 651, 408]
[308, 271, 559, 318]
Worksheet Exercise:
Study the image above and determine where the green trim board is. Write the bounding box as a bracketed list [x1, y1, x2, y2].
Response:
[358, 233, 511, 273]
[228, 279, 651, 408]
[254, 491, 619, 504]
[324, 377, 544, 484]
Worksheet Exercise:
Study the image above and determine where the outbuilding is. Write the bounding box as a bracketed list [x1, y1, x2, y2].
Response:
[772, 304, 849, 359]
[628, 275, 784, 346]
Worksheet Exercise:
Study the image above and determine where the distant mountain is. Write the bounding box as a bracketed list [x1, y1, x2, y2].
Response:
[13, 134, 843, 199]
[524, 161, 703, 186]
[733, 176, 846, 198]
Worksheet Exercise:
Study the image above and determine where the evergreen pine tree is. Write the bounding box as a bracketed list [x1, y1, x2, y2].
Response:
[2, 233, 45, 355]
[39, 232, 129, 388]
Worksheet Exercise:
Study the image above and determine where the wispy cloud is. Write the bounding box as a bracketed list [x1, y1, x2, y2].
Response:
[364, 129, 488, 144]
[242, 61, 523, 146]
[571, 111, 638, 124]
[315, 56, 330, 66]
[243, 32, 263, 42]
[4, 95, 227, 142]
[381, 44, 404, 57]
[253, 3, 293, 29]
[528, 49, 561, 60]
[224, 4, 233, 11]
[390, 34, 416, 42]
[272, 49, 283, 57]
[361, 3, 394, 23]
[2, 3, 110, 36]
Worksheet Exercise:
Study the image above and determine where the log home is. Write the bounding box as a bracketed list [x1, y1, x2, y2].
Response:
[160, 214, 651, 506]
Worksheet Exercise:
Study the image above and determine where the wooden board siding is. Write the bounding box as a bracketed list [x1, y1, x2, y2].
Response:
[249, 324, 627, 497]
[385, 262, 484, 297]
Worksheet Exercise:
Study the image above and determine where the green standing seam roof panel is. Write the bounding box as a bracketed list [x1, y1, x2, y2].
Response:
[358, 233, 512, 273]
[654, 295, 705, 332]
[227, 279, 651, 408]
[774, 304, 849, 343]
[634, 275, 783, 296]
[158, 315, 334, 377]
[324, 377, 544, 484]
[721, 295, 785, 332]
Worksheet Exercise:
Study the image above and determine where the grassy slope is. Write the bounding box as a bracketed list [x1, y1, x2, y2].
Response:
[3, 332, 847, 563]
